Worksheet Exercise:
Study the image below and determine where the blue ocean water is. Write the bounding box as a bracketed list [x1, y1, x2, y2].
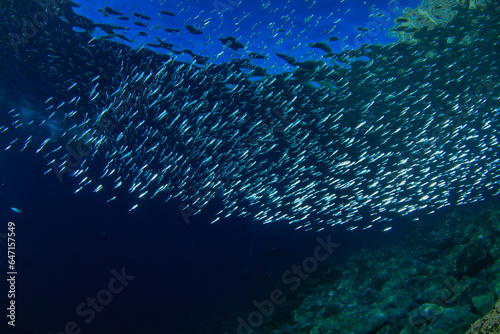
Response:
[72, 0, 420, 70]
[0, 0, 499, 333]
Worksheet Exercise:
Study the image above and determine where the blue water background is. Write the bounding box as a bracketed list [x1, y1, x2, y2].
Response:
[0, 0, 438, 333]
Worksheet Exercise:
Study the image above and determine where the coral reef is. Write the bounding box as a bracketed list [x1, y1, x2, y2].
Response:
[465, 298, 500, 333]
[389, 0, 491, 43]
[258, 202, 500, 334]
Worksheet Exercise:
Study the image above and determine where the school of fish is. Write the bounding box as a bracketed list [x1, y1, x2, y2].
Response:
[0, 0, 499, 232]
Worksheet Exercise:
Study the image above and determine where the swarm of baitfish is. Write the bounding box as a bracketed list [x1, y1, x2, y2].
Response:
[0, 0, 499, 232]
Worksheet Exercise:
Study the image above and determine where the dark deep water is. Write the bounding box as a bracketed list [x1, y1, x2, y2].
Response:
[1, 0, 500, 334]
[3, 133, 497, 334]
[0, 140, 410, 334]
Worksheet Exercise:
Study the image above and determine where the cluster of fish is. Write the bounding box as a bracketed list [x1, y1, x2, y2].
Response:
[0, 0, 499, 232]
[96, 6, 200, 41]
